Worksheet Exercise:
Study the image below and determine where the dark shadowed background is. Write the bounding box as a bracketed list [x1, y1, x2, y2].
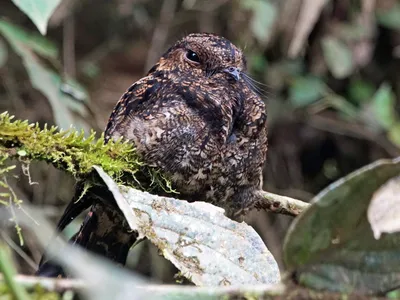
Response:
[1, 0, 400, 282]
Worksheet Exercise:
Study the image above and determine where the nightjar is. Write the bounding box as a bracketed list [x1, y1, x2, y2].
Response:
[37, 33, 268, 277]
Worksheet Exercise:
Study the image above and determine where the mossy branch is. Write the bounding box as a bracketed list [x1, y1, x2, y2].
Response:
[0, 111, 309, 216]
[0, 112, 146, 182]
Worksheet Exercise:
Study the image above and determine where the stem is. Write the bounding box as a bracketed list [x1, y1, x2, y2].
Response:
[254, 190, 310, 216]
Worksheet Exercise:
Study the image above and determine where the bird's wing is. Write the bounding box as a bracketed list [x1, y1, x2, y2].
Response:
[104, 76, 161, 142]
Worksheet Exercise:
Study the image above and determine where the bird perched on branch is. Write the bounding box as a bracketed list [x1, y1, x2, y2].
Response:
[37, 33, 268, 277]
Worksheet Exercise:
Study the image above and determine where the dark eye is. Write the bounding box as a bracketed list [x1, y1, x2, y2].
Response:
[186, 50, 200, 63]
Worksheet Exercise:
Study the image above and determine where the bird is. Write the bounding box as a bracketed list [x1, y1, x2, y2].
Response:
[36, 33, 268, 277]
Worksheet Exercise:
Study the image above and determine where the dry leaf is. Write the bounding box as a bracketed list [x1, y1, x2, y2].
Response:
[94, 166, 280, 287]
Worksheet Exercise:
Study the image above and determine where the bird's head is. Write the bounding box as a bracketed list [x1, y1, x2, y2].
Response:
[150, 33, 247, 84]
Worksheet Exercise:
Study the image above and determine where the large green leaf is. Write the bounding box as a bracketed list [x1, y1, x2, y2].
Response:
[283, 157, 400, 295]
[11, 0, 62, 35]
[0, 20, 89, 130]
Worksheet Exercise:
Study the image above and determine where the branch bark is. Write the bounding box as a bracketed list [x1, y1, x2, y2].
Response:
[254, 190, 310, 216]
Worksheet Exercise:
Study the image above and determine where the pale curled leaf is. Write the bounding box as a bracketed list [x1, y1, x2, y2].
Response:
[368, 175, 400, 239]
[94, 166, 280, 287]
[93, 165, 141, 236]
[283, 157, 400, 295]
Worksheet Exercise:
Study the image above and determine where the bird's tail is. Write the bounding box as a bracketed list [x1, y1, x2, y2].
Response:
[36, 182, 137, 277]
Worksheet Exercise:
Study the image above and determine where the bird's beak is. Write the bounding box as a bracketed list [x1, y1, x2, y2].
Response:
[223, 67, 241, 81]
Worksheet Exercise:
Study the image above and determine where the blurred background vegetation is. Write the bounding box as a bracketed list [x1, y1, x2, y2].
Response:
[1, 0, 400, 283]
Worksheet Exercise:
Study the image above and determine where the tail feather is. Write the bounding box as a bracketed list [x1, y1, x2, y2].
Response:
[36, 183, 137, 277]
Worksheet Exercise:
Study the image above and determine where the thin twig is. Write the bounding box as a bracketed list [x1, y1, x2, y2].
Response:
[254, 190, 310, 217]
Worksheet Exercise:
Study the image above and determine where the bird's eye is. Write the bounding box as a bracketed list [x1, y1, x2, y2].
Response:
[186, 50, 200, 63]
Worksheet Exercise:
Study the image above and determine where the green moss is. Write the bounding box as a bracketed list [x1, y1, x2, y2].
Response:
[0, 112, 139, 179]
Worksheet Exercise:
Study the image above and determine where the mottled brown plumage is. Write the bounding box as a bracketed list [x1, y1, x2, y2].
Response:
[37, 33, 268, 277]
[106, 33, 267, 214]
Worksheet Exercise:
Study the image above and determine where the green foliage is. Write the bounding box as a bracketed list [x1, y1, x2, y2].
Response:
[284, 158, 400, 295]
[11, 0, 62, 35]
